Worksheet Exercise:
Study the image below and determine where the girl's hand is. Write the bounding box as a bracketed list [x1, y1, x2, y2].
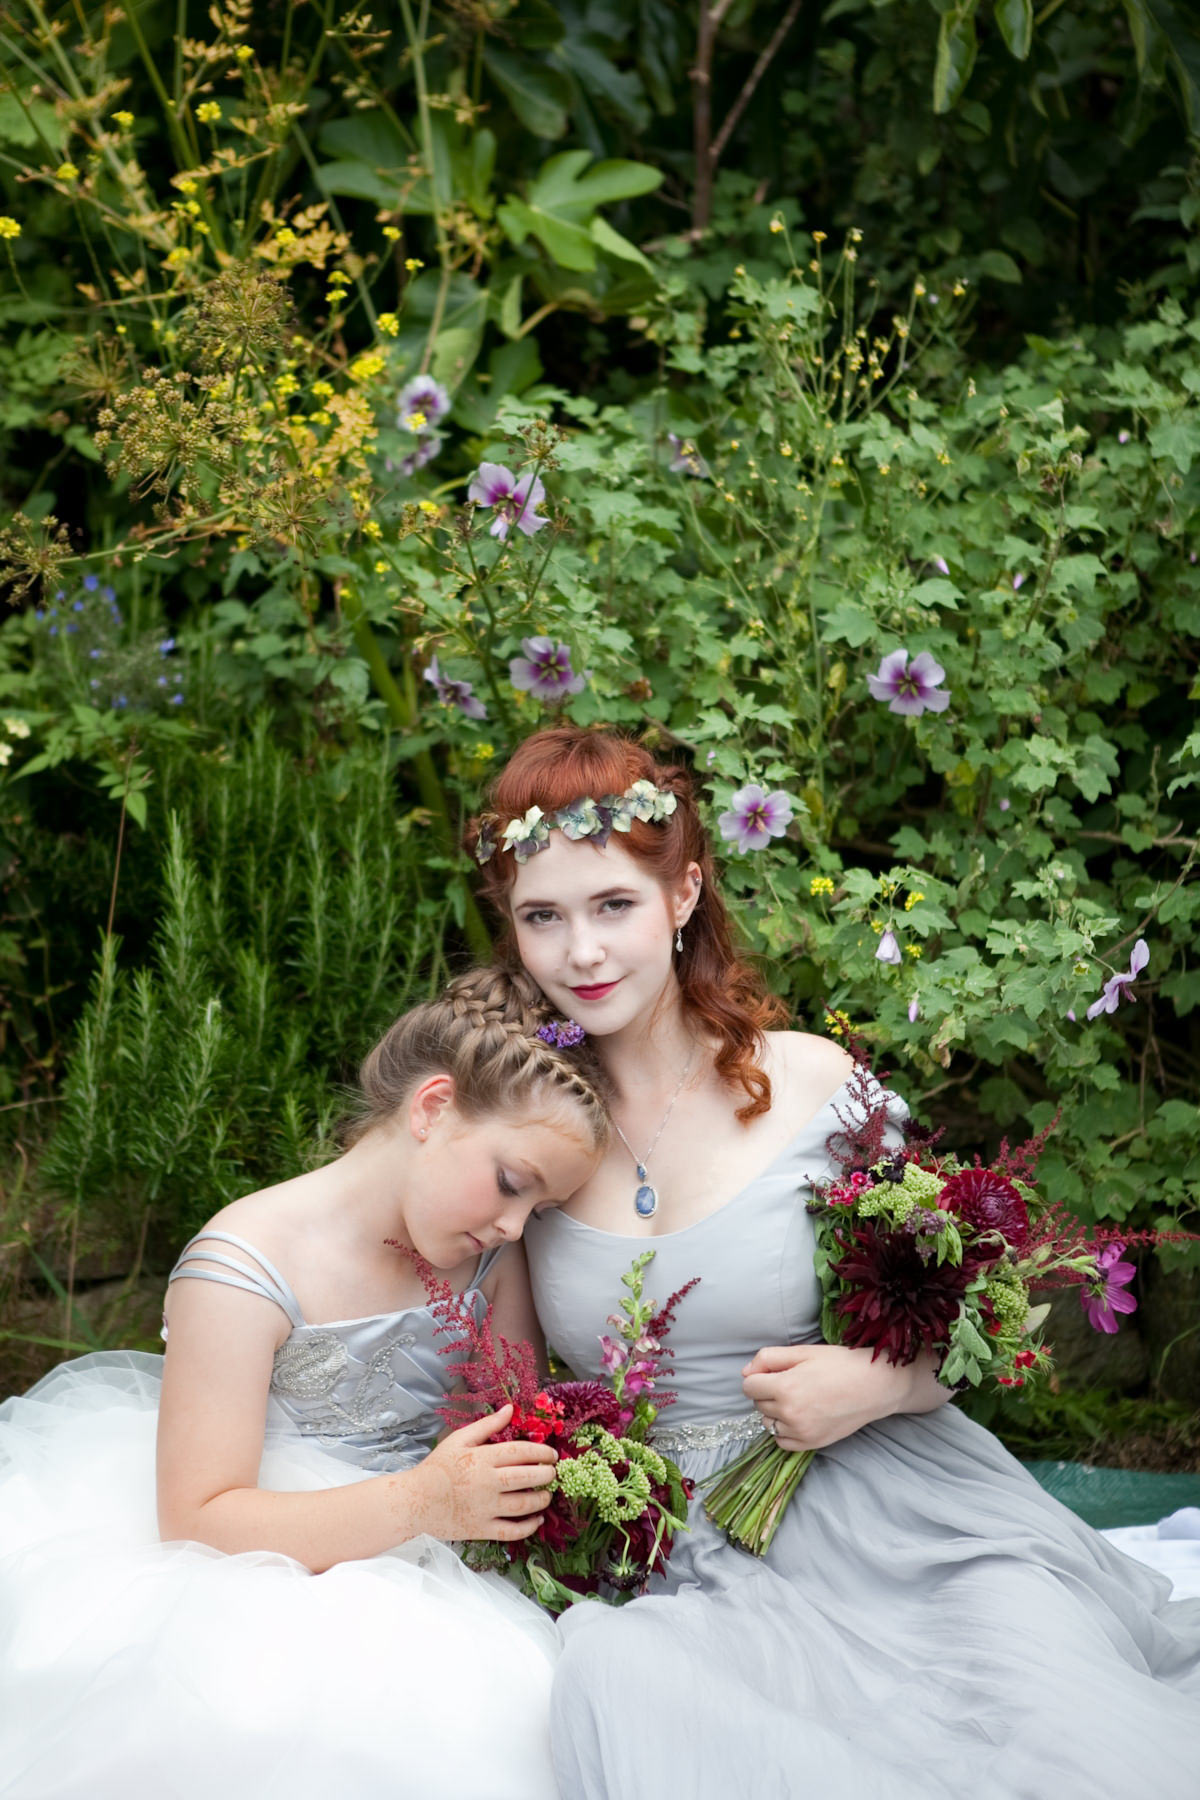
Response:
[741, 1344, 950, 1454]
[408, 1404, 559, 1542]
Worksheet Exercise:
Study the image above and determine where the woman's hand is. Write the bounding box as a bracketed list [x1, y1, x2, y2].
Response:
[741, 1344, 951, 1454]
[406, 1404, 559, 1542]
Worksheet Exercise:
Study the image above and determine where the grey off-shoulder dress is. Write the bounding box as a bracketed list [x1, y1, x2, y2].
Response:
[523, 1077, 1200, 1800]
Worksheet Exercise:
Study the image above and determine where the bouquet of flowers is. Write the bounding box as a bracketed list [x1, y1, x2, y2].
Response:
[413, 1248, 698, 1614]
[704, 1069, 1144, 1557]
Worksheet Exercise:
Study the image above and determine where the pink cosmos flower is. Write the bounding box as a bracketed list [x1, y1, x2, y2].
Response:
[867, 649, 950, 716]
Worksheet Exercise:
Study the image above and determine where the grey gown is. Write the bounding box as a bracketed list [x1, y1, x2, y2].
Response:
[523, 1076, 1200, 1800]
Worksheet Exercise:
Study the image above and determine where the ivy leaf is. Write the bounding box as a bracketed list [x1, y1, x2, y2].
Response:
[933, 3, 980, 113]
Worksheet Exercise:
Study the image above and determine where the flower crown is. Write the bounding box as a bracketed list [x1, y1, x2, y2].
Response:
[475, 779, 678, 865]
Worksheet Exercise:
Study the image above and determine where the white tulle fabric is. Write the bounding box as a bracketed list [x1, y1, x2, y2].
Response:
[0, 1350, 559, 1800]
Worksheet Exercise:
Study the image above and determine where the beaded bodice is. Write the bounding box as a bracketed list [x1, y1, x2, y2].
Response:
[166, 1231, 503, 1474]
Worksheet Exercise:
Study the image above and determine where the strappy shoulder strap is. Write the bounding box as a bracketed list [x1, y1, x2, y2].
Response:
[167, 1229, 306, 1329]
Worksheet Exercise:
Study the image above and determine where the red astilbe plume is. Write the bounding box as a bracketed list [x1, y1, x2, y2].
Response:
[992, 1107, 1062, 1184]
[385, 1242, 542, 1438]
[937, 1167, 1031, 1253]
[825, 1061, 896, 1173]
[832, 1221, 973, 1363]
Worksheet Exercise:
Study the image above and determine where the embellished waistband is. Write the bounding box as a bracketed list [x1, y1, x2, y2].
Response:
[650, 1411, 765, 1460]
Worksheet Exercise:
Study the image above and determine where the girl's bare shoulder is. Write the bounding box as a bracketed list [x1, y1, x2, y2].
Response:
[762, 1028, 855, 1104]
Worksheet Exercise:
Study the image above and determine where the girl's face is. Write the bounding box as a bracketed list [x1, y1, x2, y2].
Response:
[402, 1083, 600, 1269]
[508, 833, 697, 1039]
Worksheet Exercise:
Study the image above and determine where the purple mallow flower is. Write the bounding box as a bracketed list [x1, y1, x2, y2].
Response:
[397, 375, 450, 429]
[875, 929, 902, 965]
[509, 637, 586, 702]
[932, 556, 950, 576]
[667, 433, 709, 479]
[908, 996, 920, 1023]
[395, 431, 443, 478]
[867, 649, 950, 716]
[423, 655, 487, 720]
[1086, 939, 1149, 1021]
[1081, 1242, 1137, 1334]
[1012, 572, 1027, 591]
[468, 462, 548, 540]
[717, 785, 795, 855]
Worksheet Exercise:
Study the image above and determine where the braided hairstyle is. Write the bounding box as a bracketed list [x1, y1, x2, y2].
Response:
[344, 965, 611, 1152]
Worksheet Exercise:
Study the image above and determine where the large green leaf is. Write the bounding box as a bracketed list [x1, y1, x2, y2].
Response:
[933, 3, 980, 112]
[529, 150, 663, 211]
[994, 0, 1032, 59]
[315, 113, 429, 211]
[483, 46, 571, 139]
[498, 151, 662, 271]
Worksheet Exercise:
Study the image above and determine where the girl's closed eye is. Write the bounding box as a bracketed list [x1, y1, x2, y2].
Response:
[497, 1168, 520, 1198]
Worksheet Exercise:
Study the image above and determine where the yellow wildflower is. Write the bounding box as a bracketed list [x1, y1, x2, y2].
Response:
[404, 410, 427, 431]
[178, 179, 198, 195]
[374, 560, 388, 573]
[849, 227, 863, 242]
[377, 312, 399, 337]
[780, 443, 793, 457]
[4, 717, 30, 739]
[871, 920, 884, 934]
[809, 875, 835, 898]
[914, 280, 926, 297]
[235, 44, 253, 61]
[196, 102, 221, 123]
[417, 499, 439, 515]
[937, 449, 951, 466]
[812, 230, 827, 244]
[311, 409, 332, 426]
[809, 259, 819, 272]
[383, 226, 401, 241]
[273, 372, 300, 397]
[952, 281, 967, 297]
[729, 439, 740, 450]
[349, 353, 385, 383]
[55, 163, 79, 181]
[0, 217, 20, 239]
[363, 519, 383, 540]
[734, 263, 745, 276]
[475, 743, 495, 761]
[904, 892, 925, 911]
[194, 221, 210, 235]
[879, 464, 890, 476]
[328, 269, 350, 286]
[275, 227, 297, 247]
[1073, 960, 1089, 977]
[165, 247, 190, 268]
[905, 944, 922, 960]
[723, 490, 736, 503]
[311, 380, 334, 398]
[113, 111, 134, 129]
[404, 256, 424, 271]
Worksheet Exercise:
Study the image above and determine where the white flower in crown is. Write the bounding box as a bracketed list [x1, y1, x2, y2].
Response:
[650, 788, 678, 822]
[604, 790, 638, 832]
[502, 806, 551, 862]
[625, 779, 665, 823]
[556, 796, 606, 841]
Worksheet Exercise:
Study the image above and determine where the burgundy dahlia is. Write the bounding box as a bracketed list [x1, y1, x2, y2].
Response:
[550, 1380, 625, 1437]
[833, 1220, 971, 1363]
[937, 1166, 1030, 1253]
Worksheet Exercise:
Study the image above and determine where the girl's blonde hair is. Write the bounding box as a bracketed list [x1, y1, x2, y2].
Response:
[344, 965, 611, 1151]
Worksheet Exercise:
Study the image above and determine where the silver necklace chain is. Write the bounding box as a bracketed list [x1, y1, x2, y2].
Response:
[612, 1042, 696, 1220]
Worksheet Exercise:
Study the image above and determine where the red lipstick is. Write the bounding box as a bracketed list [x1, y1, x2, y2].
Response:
[571, 979, 621, 1002]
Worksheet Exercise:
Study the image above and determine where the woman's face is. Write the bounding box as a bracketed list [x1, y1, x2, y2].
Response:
[508, 833, 696, 1038]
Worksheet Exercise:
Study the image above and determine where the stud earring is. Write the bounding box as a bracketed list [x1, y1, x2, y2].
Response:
[675, 926, 684, 953]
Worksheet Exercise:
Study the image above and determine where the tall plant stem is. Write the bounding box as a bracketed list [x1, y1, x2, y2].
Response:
[399, 0, 453, 374]
[340, 587, 490, 959]
[106, 750, 135, 940]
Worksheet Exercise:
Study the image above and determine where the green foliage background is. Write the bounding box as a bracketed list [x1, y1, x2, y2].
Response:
[0, 0, 1197, 1451]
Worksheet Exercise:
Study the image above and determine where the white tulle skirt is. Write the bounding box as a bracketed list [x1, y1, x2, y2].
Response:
[0, 1353, 560, 1800]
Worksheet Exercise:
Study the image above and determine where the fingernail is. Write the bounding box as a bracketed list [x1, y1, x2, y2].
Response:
[741, 1363, 750, 1376]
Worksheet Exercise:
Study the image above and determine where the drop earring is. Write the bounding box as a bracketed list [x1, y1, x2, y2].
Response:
[675, 926, 684, 953]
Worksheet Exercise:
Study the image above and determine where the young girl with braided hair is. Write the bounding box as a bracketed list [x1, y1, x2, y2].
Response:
[0, 966, 608, 1800]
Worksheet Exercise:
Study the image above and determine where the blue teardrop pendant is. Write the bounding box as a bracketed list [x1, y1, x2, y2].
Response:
[634, 1165, 658, 1219]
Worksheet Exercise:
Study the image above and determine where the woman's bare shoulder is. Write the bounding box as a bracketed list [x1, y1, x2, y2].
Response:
[764, 1027, 856, 1090]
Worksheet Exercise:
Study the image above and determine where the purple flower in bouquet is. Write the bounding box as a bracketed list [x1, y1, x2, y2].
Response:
[937, 1165, 1030, 1254]
[717, 785, 795, 855]
[1082, 1242, 1137, 1334]
[1086, 940, 1149, 1021]
[397, 375, 451, 429]
[509, 637, 587, 701]
[468, 462, 548, 540]
[423, 655, 487, 720]
[867, 649, 950, 716]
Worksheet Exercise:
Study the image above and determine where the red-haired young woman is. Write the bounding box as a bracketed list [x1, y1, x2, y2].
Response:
[470, 724, 1200, 1800]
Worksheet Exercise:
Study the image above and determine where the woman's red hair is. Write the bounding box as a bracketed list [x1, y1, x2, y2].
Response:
[468, 727, 787, 1121]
